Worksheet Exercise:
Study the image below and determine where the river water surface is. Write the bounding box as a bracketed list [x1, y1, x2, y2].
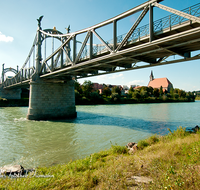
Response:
[0, 101, 199, 168]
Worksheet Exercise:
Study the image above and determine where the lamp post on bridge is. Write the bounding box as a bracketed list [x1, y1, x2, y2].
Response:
[35, 16, 43, 80]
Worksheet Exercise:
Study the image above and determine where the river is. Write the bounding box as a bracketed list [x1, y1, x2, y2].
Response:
[0, 101, 199, 168]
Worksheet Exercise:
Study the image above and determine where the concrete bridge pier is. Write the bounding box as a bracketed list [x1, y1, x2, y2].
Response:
[27, 79, 77, 120]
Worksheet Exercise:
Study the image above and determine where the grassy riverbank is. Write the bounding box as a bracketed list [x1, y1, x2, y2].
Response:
[0, 127, 199, 189]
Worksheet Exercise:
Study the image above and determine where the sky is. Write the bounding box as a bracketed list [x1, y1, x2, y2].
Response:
[0, 0, 200, 91]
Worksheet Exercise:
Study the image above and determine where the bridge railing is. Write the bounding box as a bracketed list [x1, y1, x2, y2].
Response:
[69, 3, 200, 63]
[153, 3, 200, 34]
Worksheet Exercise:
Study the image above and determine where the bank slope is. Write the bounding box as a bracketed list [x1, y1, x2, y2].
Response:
[0, 127, 200, 189]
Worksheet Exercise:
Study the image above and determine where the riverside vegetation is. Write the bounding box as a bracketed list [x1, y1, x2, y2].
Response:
[0, 80, 196, 106]
[75, 80, 196, 105]
[0, 127, 199, 189]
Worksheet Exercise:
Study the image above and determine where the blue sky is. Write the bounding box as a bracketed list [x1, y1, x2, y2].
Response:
[0, 0, 200, 91]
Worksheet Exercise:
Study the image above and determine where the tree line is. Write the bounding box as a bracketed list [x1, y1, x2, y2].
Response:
[74, 80, 195, 105]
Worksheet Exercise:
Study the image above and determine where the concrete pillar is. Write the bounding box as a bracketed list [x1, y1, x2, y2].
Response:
[2, 63, 5, 83]
[0, 88, 21, 99]
[27, 79, 77, 120]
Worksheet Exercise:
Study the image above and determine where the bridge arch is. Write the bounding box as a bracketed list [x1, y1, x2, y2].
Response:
[3, 67, 18, 75]
[41, 28, 65, 42]
[1, 64, 18, 83]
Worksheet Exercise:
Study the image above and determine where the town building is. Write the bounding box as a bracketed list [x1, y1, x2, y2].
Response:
[148, 71, 173, 92]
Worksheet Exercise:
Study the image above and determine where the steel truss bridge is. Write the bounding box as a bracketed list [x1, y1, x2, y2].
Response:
[2, 0, 200, 88]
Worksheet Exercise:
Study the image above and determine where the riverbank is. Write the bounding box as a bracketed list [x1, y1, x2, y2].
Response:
[0, 98, 29, 107]
[0, 97, 195, 107]
[76, 96, 195, 105]
[0, 127, 199, 189]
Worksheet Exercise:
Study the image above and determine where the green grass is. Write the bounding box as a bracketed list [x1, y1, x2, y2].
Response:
[0, 127, 200, 189]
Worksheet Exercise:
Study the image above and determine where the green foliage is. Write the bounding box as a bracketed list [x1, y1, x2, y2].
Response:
[111, 86, 121, 95]
[137, 140, 149, 149]
[74, 80, 82, 94]
[140, 90, 148, 99]
[137, 134, 160, 149]
[90, 91, 102, 104]
[178, 89, 186, 98]
[166, 126, 189, 139]
[111, 93, 120, 102]
[159, 86, 164, 96]
[73, 80, 195, 105]
[147, 134, 160, 144]
[132, 90, 141, 99]
[82, 80, 94, 98]
[129, 86, 134, 93]
[173, 93, 179, 99]
[153, 88, 160, 98]
[102, 86, 111, 97]
[111, 145, 128, 154]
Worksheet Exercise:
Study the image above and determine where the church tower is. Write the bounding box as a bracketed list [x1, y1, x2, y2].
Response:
[150, 70, 154, 81]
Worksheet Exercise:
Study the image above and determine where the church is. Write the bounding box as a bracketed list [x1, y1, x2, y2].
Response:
[148, 71, 173, 92]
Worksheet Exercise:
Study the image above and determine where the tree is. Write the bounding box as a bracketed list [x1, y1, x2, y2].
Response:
[90, 91, 102, 103]
[178, 89, 186, 98]
[82, 80, 93, 98]
[111, 86, 121, 96]
[153, 88, 160, 98]
[103, 86, 111, 97]
[140, 90, 148, 99]
[74, 80, 83, 94]
[159, 86, 164, 96]
[148, 86, 154, 96]
[129, 87, 134, 93]
[174, 88, 179, 93]
[132, 90, 141, 99]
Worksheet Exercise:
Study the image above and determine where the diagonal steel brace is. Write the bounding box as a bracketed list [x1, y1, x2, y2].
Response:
[116, 5, 149, 52]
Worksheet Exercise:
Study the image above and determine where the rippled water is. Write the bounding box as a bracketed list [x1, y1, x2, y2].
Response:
[0, 101, 199, 168]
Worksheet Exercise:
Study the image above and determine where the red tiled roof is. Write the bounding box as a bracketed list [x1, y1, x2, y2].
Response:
[148, 78, 172, 88]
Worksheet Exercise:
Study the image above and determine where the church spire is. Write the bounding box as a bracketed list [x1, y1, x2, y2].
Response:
[150, 70, 154, 81]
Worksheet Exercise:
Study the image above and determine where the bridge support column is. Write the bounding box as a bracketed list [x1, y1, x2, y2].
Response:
[27, 79, 77, 120]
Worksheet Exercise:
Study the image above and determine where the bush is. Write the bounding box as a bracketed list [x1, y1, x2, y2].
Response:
[137, 134, 160, 150]
[166, 126, 189, 139]
[111, 93, 120, 102]
[111, 145, 128, 154]
[137, 140, 149, 150]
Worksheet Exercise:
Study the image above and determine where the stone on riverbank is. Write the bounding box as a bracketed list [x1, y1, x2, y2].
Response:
[0, 165, 24, 175]
[126, 142, 138, 154]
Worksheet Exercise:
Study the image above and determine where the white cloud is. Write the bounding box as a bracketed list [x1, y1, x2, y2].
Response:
[0, 32, 14, 42]
[96, 75, 108, 80]
[108, 73, 123, 79]
[127, 80, 145, 86]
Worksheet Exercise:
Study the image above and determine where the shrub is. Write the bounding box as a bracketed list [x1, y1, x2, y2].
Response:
[166, 126, 189, 139]
[137, 140, 149, 150]
[147, 135, 160, 144]
[111, 145, 128, 154]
